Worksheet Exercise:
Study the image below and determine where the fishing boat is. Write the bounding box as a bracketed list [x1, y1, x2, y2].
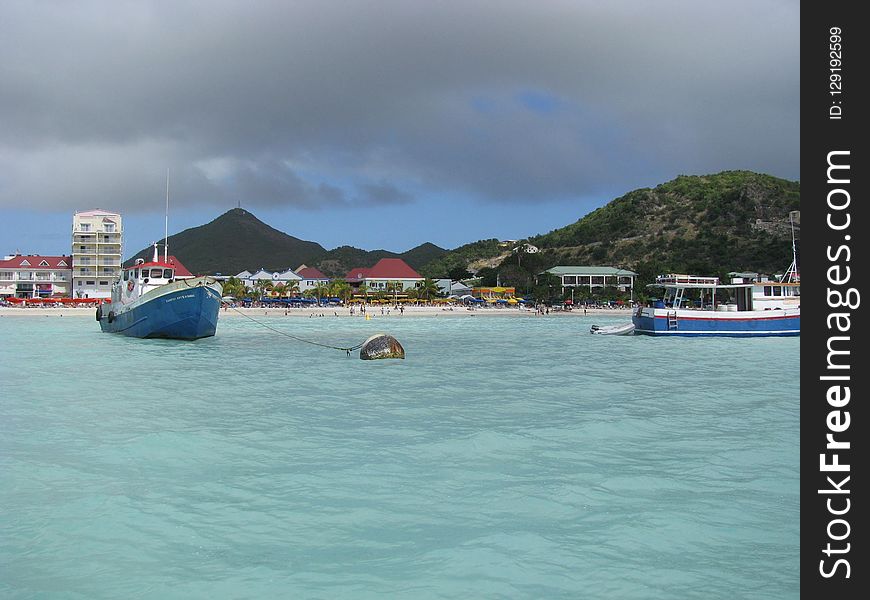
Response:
[97, 244, 222, 339]
[633, 212, 800, 337]
[631, 272, 799, 337]
[96, 171, 222, 339]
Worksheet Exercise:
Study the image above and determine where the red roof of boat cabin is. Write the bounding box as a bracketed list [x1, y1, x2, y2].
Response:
[126, 255, 193, 277]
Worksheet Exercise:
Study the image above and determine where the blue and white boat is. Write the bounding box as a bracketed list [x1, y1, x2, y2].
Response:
[632, 272, 799, 337]
[97, 245, 222, 340]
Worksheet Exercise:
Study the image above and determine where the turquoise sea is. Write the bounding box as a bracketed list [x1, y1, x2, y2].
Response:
[1, 313, 799, 599]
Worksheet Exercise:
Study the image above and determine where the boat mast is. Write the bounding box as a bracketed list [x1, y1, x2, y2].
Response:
[164, 168, 170, 262]
[781, 210, 799, 283]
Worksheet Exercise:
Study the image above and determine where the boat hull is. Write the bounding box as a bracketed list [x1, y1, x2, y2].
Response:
[99, 278, 222, 340]
[632, 307, 800, 337]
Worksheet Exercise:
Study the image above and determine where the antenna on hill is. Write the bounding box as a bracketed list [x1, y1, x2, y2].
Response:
[164, 168, 170, 262]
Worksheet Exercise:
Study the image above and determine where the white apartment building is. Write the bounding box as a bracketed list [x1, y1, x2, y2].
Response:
[0, 255, 72, 298]
[72, 209, 123, 299]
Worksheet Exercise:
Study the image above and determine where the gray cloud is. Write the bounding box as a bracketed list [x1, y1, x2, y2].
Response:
[0, 0, 799, 214]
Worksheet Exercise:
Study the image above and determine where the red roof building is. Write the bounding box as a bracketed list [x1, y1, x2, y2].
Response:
[297, 266, 328, 280]
[0, 254, 73, 298]
[344, 258, 423, 292]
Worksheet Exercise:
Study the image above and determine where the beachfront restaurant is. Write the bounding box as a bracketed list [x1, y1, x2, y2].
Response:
[542, 266, 637, 297]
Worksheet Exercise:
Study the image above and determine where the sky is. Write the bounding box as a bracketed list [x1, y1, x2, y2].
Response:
[1, 0, 799, 260]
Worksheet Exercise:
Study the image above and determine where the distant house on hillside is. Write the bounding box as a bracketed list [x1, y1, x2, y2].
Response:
[344, 258, 424, 293]
[296, 265, 330, 292]
[542, 266, 637, 296]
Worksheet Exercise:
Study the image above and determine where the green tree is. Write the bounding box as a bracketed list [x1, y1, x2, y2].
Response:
[417, 278, 441, 301]
[329, 280, 352, 303]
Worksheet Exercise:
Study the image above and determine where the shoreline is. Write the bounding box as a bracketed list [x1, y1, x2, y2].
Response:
[0, 305, 634, 318]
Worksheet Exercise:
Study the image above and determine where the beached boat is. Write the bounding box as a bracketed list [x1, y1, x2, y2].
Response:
[590, 322, 635, 335]
[632, 272, 799, 337]
[97, 245, 222, 339]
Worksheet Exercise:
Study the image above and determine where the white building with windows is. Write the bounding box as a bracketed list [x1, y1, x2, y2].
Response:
[235, 268, 303, 290]
[72, 209, 123, 298]
[542, 266, 638, 295]
[0, 255, 72, 298]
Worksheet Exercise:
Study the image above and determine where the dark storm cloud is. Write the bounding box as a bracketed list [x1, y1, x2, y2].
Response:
[0, 0, 799, 213]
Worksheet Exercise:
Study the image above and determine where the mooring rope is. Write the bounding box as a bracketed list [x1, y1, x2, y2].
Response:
[226, 304, 365, 356]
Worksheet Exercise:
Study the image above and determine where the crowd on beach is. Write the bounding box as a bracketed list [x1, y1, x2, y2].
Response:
[1, 296, 634, 318]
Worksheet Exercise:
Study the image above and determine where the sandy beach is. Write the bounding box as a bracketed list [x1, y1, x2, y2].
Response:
[1, 305, 634, 319]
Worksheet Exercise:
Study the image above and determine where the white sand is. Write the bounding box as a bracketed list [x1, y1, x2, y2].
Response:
[1, 305, 634, 318]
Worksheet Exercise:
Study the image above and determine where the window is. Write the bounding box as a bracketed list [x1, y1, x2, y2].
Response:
[39, 260, 49, 266]
[772, 286, 782, 296]
[764, 286, 772, 296]
[99, 281, 109, 285]
[86, 280, 95, 285]
[563, 276, 577, 285]
[151, 269, 164, 278]
[58, 260, 68, 267]
[163, 269, 173, 278]
[123, 271, 129, 281]
[20, 259, 30, 266]
[80, 224, 91, 232]
[104, 224, 115, 232]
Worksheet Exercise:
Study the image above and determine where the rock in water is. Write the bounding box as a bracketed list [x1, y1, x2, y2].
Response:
[360, 333, 405, 360]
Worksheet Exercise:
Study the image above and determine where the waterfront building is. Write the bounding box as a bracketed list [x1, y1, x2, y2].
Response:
[344, 258, 424, 293]
[296, 266, 330, 293]
[542, 266, 637, 297]
[0, 254, 73, 299]
[235, 267, 302, 290]
[72, 209, 123, 299]
[435, 279, 473, 296]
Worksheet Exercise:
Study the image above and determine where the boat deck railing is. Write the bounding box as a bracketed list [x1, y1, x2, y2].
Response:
[656, 274, 720, 286]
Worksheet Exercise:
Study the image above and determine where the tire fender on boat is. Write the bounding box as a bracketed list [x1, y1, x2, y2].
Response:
[107, 310, 115, 323]
[95, 305, 102, 321]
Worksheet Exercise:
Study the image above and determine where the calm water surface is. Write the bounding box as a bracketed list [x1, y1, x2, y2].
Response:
[0, 313, 799, 599]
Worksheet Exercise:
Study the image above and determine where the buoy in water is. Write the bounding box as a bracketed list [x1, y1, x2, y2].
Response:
[359, 333, 405, 360]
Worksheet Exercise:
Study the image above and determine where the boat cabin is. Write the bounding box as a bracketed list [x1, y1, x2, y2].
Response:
[112, 258, 178, 302]
[650, 272, 800, 313]
[728, 272, 800, 309]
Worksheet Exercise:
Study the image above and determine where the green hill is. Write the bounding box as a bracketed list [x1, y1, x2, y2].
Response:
[125, 208, 448, 277]
[312, 242, 448, 277]
[125, 208, 326, 274]
[415, 171, 800, 295]
[126, 171, 800, 292]
[528, 170, 800, 279]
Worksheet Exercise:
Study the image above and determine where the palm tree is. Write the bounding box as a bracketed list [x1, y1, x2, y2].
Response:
[329, 280, 352, 304]
[222, 276, 245, 300]
[418, 277, 441, 302]
[386, 280, 404, 305]
[284, 281, 300, 298]
[358, 283, 371, 304]
[312, 282, 329, 305]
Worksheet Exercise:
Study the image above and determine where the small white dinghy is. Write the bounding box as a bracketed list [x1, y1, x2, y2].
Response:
[590, 322, 635, 335]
